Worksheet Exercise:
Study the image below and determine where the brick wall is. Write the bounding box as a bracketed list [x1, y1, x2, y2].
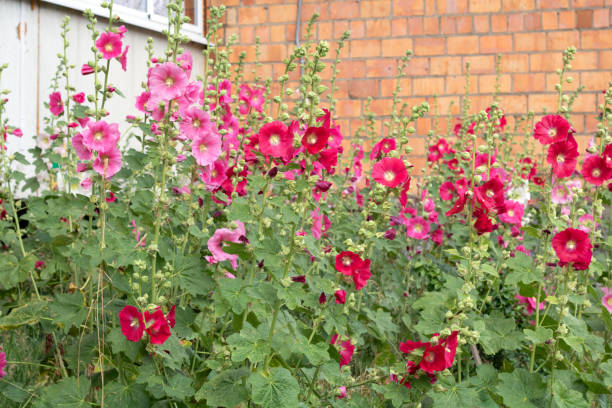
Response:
[208, 0, 612, 170]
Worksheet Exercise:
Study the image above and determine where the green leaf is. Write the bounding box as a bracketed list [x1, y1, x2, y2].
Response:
[105, 382, 150, 408]
[247, 367, 299, 408]
[0, 301, 48, 329]
[523, 327, 553, 345]
[48, 293, 88, 332]
[176, 254, 213, 297]
[227, 325, 270, 365]
[219, 278, 249, 314]
[164, 372, 194, 401]
[35, 376, 90, 408]
[601, 360, 612, 388]
[495, 369, 546, 408]
[195, 368, 249, 406]
[505, 252, 541, 285]
[372, 383, 412, 408]
[303, 342, 330, 367]
[474, 312, 524, 355]
[427, 375, 480, 408]
[107, 327, 141, 361]
[552, 381, 589, 408]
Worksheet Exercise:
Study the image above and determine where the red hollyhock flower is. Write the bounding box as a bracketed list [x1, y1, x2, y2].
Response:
[445, 193, 467, 216]
[291, 275, 306, 283]
[302, 126, 329, 154]
[399, 340, 430, 353]
[317, 148, 338, 174]
[144, 309, 172, 345]
[319, 292, 327, 304]
[547, 134, 579, 178]
[166, 305, 176, 328]
[352, 259, 371, 291]
[118, 305, 144, 342]
[369, 138, 396, 160]
[258, 121, 293, 159]
[334, 289, 346, 304]
[533, 114, 571, 145]
[439, 331, 459, 368]
[335, 251, 362, 276]
[603, 143, 612, 169]
[475, 176, 506, 214]
[552, 228, 592, 267]
[581, 155, 612, 186]
[439, 181, 456, 201]
[419, 344, 447, 373]
[474, 209, 496, 235]
[338, 340, 355, 368]
[372, 157, 408, 188]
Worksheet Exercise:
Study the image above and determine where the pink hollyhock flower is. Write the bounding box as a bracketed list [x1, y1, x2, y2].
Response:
[515, 294, 545, 316]
[370, 138, 396, 160]
[515, 245, 530, 255]
[11, 128, 22, 137]
[372, 157, 408, 188]
[96, 31, 123, 59]
[399, 339, 430, 353]
[73, 92, 85, 104]
[533, 114, 571, 145]
[353, 259, 371, 290]
[144, 309, 171, 345]
[131, 220, 145, 247]
[192, 130, 222, 167]
[428, 139, 450, 162]
[439, 181, 456, 201]
[552, 228, 592, 267]
[206, 221, 246, 270]
[72, 133, 92, 160]
[105, 191, 117, 203]
[335, 251, 362, 276]
[602, 288, 612, 314]
[119, 45, 129, 71]
[577, 214, 597, 234]
[311, 208, 330, 240]
[200, 159, 228, 191]
[80, 177, 92, 189]
[49, 92, 64, 116]
[581, 155, 612, 186]
[338, 340, 354, 368]
[547, 134, 579, 178]
[337, 386, 347, 399]
[117, 25, 127, 37]
[135, 91, 151, 112]
[93, 148, 122, 179]
[334, 289, 346, 304]
[302, 126, 329, 154]
[81, 64, 94, 75]
[498, 200, 524, 225]
[0, 351, 6, 378]
[118, 305, 145, 342]
[82, 120, 120, 153]
[180, 106, 212, 140]
[148, 62, 188, 101]
[475, 176, 506, 214]
[258, 121, 292, 158]
[76, 162, 89, 172]
[432, 227, 443, 246]
[406, 216, 430, 240]
[177, 51, 193, 77]
[551, 180, 580, 204]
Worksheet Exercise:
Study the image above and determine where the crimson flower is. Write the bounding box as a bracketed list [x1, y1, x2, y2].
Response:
[369, 138, 396, 160]
[547, 134, 578, 178]
[144, 309, 171, 345]
[445, 193, 467, 217]
[334, 289, 346, 304]
[258, 121, 292, 159]
[335, 251, 361, 276]
[552, 228, 592, 268]
[603, 143, 612, 169]
[399, 340, 429, 353]
[439, 181, 455, 201]
[338, 340, 355, 368]
[302, 126, 329, 154]
[372, 157, 408, 188]
[352, 259, 371, 291]
[118, 305, 144, 342]
[419, 344, 447, 374]
[581, 155, 612, 186]
[533, 114, 571, 145]
[49, 92, 64, 116]
[475, 176, 506, 214]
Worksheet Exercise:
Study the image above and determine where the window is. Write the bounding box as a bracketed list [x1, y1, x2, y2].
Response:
[43, 0, 206, 45]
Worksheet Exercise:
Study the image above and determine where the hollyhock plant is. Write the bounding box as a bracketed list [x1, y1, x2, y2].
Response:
[82, 120, 120, 153]
[118, 305, 145, 342]
[81, 63, 94, 75]
[602, 288, 612, 314]
[405, 216, 430, 240]
[0, 351, 5, 378]
[352, 259, 371, 290]
[206, 221, 246, 270]
[144, 309, 171, 345]
[334, 289, 346, 304]
[369, 138, 396, 160]
[96, 31, 123, 59]
[372, 157, 408, 188]
[93, 148, 122, 179]
[72, 133, 93, 160]
[498, 200, 524, 225]
[547, 134, 579, 178]
[258, 121, 292, 159]
[581, 155, 612, 186]
[335, 251, 362, 276]
[338, 340, 355, 368]
[180, 106, 212, 140]
[49, 92, 64, 116]
[475, 176, 506, 214]
[302, 126, 329, 154]
[533, 114, 571, 145]
[148, 62, 188, 102]
[192, 130, 222, 167]
[552, 228, 592, 267]
[515, 294, 545, 316]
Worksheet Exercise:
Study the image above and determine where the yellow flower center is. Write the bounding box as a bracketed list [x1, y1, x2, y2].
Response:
[486, 189, 494, 198]
[548, 128, 557, 137]
[94, 131, 104, 141]
[165, 77, 175, 87]
[130, 318, 139, 328]
[342, 256, 352, 266]
[507, 210, 514, 217]
[199, 143, 207, 153]
[424, 352, 435, 363]
[193, 119, 201, 128]
[593, 169, 601, 177]
[104, 43, 114, 52]
[211, 169, 218, 177]
[269, 134, 280, 146]
[566, 240, 576, 251]
[383, 171, 395, 182]
[413, 224, 422, 232]
[607, 297, 612, 307]
[557, 155, 565, 164]
[307, 134, 317, 145]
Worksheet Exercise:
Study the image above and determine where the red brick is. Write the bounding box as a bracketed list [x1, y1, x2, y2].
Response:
[381, 78, 411, 97]
[474, 15, 490, 32]
[391, 18, 408, 36]
[339, 60, 366, 78]
[576, 9, 593, 28]
[572, 93, 597, 112]
[406, 57, 432, 75]
[335, 99, 362, 117]
[447, 35, 480, 54]
[581, 72, 612, 92]
[463, 55, 496, 73]
[414, 38, 446, 55]
[302, 3, 329, 21]
[333, 21, 349, 38]
[366, 20, 391, 37]
[446, 75, 477, 94]
[498, 95, 528, 114]
[480, 35, 513, 53]
[559, 11, 575, 28]
[529, 52, 563, 71]
[238, 7, 267, 25]
[369, 98, 394, 115]
[347, 79, 379, 98]
[441, 16, 457, 34]
[329, 1, 360, 19]
[582, 30, 612, 49]
[600, 50, 612, 69]
[547, 31, 579, 50]
[269, 4, 297, 23]
[260, 44, 286, 61]
[360, 0, 391, 17]
[499, 54, 529, 72]
[524, 13, 542, 30]
[350, 39, 381, 58]
[365, 59, 398, 77]
[349, 20, 365, 38]
[502, 0, 535, 10]
[469, 0, 501, 12]
[514, 73, 547, 92]
[394, 0, 425, 16]
[542, 11, 558, 29]
[382, 38, 413, 57]
[317, 22, 333, 40]
[545, 73, 579, 91]
[430, 56, 463, 75]
[226, 7, 238, 24]
[255, 26, 270, 42]
[572, 0, 604, 5]
[571, 51, 597, 70]
[514, 32, 546, 51]
[423, 17, 440, 34]
[538, 0, 569, 8]
[437, 0, 469, 14]
[240, 26, 255, 43]
[414, 77, 445, 95]
[491, 14, 508, 32]
[479, 74, 512, 93]
[593, 8, 610, 27]
[408, 17, 424, 35]
[507, 13, 524, 31]
[457, 15, 473, 33]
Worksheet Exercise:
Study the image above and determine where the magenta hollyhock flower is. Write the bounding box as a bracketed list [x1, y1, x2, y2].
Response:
[0, 351, 6, 378]
[406, 216, 430, 240]
[72, 133, 93, 160]
[177, 51, 193, 77]
[338, 340, 354, 368]
[602, 288, 612, 314]
[76, 162, 89, 172]
[419, 344, 447, 374]
[119, 45, 129, 71]
[49, 92, 64, 116]
[533, 114, 571, 145]
[206, 221, 246, 270]
[369, 138, 396, 160]
[302, 126, 330, 154]
[200, 159, 228, 191]
[352, 259, 371, 291]
[335, 251, 362, 276]
[73, 92, 85, 104]
[311, 208, 330, 240]
[80, 177, 92, 189]
[475, 176, 506, 214]
[118, 305, 145, 342]
[399, 339, 430, 353]
[372, 157, 408, 188]
[166, 305, 176, 328]
[135, 91, 151, 112]
[82, 120, 120, 153]
[439, 181, 455, 201]
[515, 294, 545, 316]
[148, 62, 188, 102]
[603, 143, 612, 169]
[337, 386, 347, 399]
[432, 227, 443, 246]
[258, 121, 292, 158]
[81, 64, 94, 75]
[144, 309, 171, 345]
[552, 228, 592, 267]
[192, 130, 222, 167]
[547, 134, 579, 178]
[334, 289, 346, 304]
[316, 148, 338, 174]
[180, 106, 212, 140]
[581, 155, 612, 186]
[498, 200, 524, 225]
[577, 214, 598, 234]
[93, 148, 122, 179]
[96, 31, 123, 59]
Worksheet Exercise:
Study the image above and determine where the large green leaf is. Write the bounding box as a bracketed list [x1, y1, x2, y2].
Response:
[35, 377, 90, 408]
[552, 381, 589, 408]
[247, 368, 299, 408]
[195, 368, 249, 407]
[495, 369, 546, 408]
[0, 301, 48, 329]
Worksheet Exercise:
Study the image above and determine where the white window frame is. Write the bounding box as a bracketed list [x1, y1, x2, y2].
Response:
[42, 0, 207, 45]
